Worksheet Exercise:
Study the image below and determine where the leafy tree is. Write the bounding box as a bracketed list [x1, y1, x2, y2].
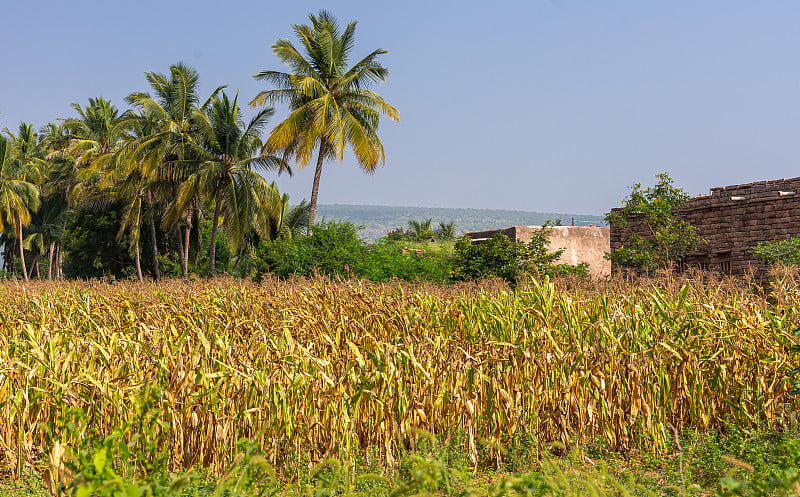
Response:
[605, 173, 703, 272]
[61, 204, 134, 279]
[255, 220, 366, 279]
[251, 10, 399, 232]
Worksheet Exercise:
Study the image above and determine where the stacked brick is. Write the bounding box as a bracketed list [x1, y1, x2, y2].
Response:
[610, 177, 800, 277]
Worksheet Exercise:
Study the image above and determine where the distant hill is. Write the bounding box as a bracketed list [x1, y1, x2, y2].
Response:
[315, 204, 606, 241]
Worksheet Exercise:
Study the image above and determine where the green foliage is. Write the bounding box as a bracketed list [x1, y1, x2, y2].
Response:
[254, 221, 452, 282]
[605, 173, 704, 271]
[256, 220, 366, 278]
[450, 230, 586, 285]
[359, 241, 452, 282]
[61, 205, 136, 279]
[789, 328, 800, 396]
[718, 439, 800, 496]
[753, 237, 800, 267]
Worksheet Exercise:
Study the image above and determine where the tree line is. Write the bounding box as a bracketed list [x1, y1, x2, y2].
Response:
[0, 10, 398, 281]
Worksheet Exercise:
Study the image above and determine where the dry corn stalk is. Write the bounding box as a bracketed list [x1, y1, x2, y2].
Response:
[0, 275, 797, 476]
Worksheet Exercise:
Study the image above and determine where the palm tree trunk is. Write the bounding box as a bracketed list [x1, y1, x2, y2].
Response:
[57, 246, 63, 279]
[16, 215, 28, 282]
[9, 239, 16, 275]
[209, 193, 222, 278]
[146, 191, 160, 281]
[134, 242, 143, 281]
[307, 140, 327, 235]
[183, 208, 192, 271]
[175, 223, 188, 279]
[47, 241, 55, 280]
[28, 253, 39, 280]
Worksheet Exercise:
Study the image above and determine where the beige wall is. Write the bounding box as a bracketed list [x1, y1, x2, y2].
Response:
[466, 225, 611, 277]
[545, 226, 610, 277]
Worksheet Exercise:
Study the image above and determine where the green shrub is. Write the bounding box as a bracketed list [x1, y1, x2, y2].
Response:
[254, 221, 451, 282]
[752, 237, 800, 267]
[357, 241, 452, 282]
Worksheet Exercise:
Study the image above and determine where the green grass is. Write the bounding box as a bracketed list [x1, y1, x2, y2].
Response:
[4, 426, 798, 497]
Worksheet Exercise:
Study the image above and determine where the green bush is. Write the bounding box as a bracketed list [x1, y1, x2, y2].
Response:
[253, 221, 451, 282]
[254, 220, 365, 278]
[358, 241, 452, 282]
[752, 237, 800, 267]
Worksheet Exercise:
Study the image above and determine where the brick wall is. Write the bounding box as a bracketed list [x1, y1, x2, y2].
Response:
[609, 177, 800, 277]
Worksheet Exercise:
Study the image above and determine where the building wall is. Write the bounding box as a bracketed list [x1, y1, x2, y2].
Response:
[466, 225, 611, 277]
[609, 176, 800, 277]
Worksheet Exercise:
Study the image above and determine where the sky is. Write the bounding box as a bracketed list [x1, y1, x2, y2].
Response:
[2, 1, 800, 215]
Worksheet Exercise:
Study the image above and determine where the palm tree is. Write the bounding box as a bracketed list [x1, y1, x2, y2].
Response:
[64, 97, 130, 163]
[39, 122, 78, 279]
[436, 221, 457, 241]
[0, 136, 41, 281]
[172, 92, 284, 277]
[126, 63, 223, 278]
[250, 10, 399, 233]
[408, 218, 434, 241]
[109, 112, 167, 280]
[265, 182, 310, 240]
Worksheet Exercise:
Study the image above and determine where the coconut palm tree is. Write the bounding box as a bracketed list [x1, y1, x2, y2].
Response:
[436, 221, 457, 241]
[265, 182, 310, 240]
[107, 111, 168, 280]
[172, 92, 285, 277]
[0, 135, 41, 281]
[39, 122, 78, 279]
[63, 97, 130, 163]
[408, 218, 434, 241]
[126, 63, 224, 278]
[250, 10, 399, 233]
[126, 62, 224, 278]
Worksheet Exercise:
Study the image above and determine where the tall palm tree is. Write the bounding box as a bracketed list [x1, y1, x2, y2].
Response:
[64, 97, 130, 163]
[109, 111, 167, 280]
[39, 122, 78, 279]
[172, 92, 284, 277]
[250, 10, 399, 233]
[0, 136, 41, 281]
[126, 63, 224, 278]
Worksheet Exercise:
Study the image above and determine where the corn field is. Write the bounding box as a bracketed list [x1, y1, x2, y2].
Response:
[1, 274, 798, 478]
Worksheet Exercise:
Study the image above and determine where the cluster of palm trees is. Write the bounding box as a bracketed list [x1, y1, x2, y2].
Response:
[387, 219, 457, 242]
[0, 10, 397, 281]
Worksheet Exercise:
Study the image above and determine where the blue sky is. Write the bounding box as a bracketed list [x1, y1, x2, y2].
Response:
[2, 1, 799, 215]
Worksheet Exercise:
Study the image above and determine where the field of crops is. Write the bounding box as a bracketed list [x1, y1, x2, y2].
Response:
[1, 274, 799, 480]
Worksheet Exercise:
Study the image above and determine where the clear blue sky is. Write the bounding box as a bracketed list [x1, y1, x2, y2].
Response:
[3, 1, 799, 215]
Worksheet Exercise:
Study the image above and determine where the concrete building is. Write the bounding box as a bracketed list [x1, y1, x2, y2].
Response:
[465, 225, 611, 277]
[609, 176, 800, 278]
